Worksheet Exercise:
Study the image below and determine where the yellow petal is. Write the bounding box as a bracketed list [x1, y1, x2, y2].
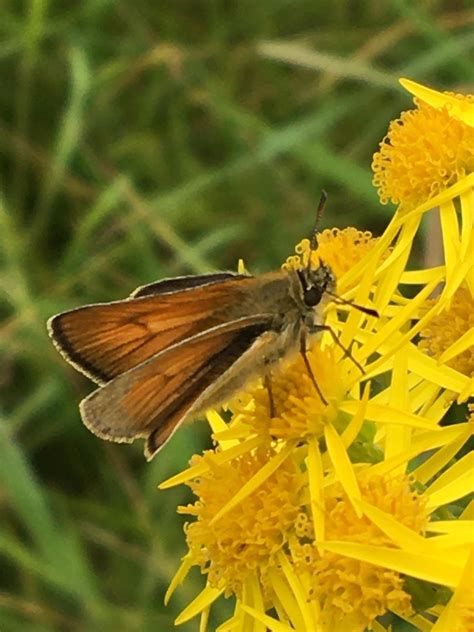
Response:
[230, 575, 266, 632]
[460, 191, 473, 261]
[460, 499, 474, 519]
[175, 585, 224, 625]
[438, 327, 474, 366]
[428, 533, 474, 552]
[216, 615, 240, 631]
[164, 556, 193, 605]
[211, 425, 253, 442]
[427, 520, 474, 537]
[338, 250, 379, 351]
[339, 401, 436, 430]
[412, 427, 470, 485]
[306, 436, 325, 542]
[277, 551, 318, 632]
[206, 409, 240, 450]
[267, 567, 305, 630]
[440, 238, 474, 302]
[374, 215, 421, 310]
[399, 78, 474, 126]
[239, 605, 296, 632]
[407, 346, 470, 394]
[206, 409, 228, 433]
[324, 422, 362, 516]
[159, 461, 211, 490]
[209, 442, 294, 525]
[400, 266, 445, 285]
[391, 173, 474, 228]
[427, 451, 474, 493]
[158, 436, 263, 489]
[439, 199, 461, 291]
[427, 475, 473, 509]
[431, 548, 474, 632]
[370, 423, 469, 476]
[340, 382, 370, 449]
[426, 453, 474, 508]
[360, 276, 440, 364]
[418, 386, 452, 424]
[458, 376, 474, 403]
[360, 499, 430, 553]
[319, 541, 462, 587]
[385, 350, 412, 467]
[247, 573, 265, 613]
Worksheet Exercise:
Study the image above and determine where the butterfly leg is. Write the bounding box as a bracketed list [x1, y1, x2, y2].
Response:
[299, 329, 328, 405]
[264, 372, 276, 418]
[309, 324, 365, 374]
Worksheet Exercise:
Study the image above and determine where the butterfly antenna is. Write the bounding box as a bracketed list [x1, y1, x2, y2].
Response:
[307, 189, 327, 273]
[325, 290, 379, 317]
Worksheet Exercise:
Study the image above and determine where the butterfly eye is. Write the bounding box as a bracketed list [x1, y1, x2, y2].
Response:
[303, 285, 323, 307]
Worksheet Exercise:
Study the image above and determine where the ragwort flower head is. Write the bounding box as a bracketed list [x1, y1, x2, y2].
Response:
[161, 80, 474, 631]
[290, 473, 428, 631]
[419, 286, 474, 377]
[230, 345, 344, 442]
[372, 91, 474, 210]
[284, 226, 379, 283]
[180, 448, 304, 600]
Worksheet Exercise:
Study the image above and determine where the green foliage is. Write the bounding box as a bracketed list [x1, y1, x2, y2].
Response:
[0, 1, 472, 629]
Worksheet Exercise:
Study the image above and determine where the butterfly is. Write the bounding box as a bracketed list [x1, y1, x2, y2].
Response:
[48, 194, 376, 459]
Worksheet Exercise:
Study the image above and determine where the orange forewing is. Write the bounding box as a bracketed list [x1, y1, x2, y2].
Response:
[79, 317, 268, 457]
[49, 275, 255, 384]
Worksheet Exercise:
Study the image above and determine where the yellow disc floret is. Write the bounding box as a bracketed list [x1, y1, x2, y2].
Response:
[419, 287, 474, 377]
[284, 227, 379, 282]
[372, 95, 474, 210]
[230, 345, 345, 442]
[290, 473, 428, 630]
[181, 448, 305, 600]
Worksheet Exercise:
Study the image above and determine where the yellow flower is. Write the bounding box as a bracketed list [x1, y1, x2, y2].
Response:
[164, 415, 473, 630]
[290, 473, 427, 631]
[400, 78, 474, 127]
[178, 447, 305, 600]
[160, 229, 472, 631]
[283, 227, 380, 287]
[315, 420, 474, 632]
[370, 80, 474, 274]
[372, 88, 474, 211]
[419, 286, 474, 377]
[159, 82, 474, 628]
[229, 346, 345, 443]
[367, 80, 474, 386]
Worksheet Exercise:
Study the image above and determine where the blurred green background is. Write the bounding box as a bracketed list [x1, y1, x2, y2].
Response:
[1, 2, 473, 631]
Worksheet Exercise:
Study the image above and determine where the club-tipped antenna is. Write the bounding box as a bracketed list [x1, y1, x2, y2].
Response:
[325, 290, 379, 318]
[306, 189, 327, 273]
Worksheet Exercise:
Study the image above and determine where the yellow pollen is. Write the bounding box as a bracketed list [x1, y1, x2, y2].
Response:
[180, 448, 305, 599]
[230, 345, 345, 442]
[283, 227, 379, 281]
[419, 287, 474, 377]
[372, 95, 474, 210]
[290, 474, 428, 630]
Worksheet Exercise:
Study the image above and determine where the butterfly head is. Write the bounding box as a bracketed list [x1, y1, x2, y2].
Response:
[295, 259, 336, 310]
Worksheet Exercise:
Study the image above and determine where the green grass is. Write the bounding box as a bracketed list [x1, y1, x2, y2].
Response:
[1, 2, 473, 630]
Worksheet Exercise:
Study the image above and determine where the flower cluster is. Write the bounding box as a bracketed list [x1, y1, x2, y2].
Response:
[161, 80, 474, 632]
